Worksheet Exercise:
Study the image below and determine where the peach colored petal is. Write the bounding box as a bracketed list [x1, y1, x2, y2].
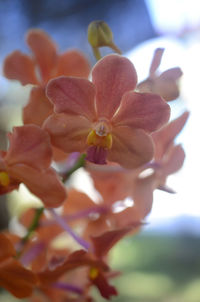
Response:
[46, 76, 96, 121]
[149, 48, 164, 76]
[92, 54, 137, 118]
[152, 111, 189, 160]
[5, 125, 52, 170]
[26, 29, 58, 84]
[43, 113, 91, 153]
[56, 50, 90, 78]
[63, 189, 95, 215]
[112, 91, 170, 132]
[0, 258, 37, 298]
[163, 144, 185, 175]
[108, 126, 154, 168]
[23, 86, 53, 127]
[9, 165, 67, 208]
[0, 233, 16, 261]
[3, 50, 38, 85]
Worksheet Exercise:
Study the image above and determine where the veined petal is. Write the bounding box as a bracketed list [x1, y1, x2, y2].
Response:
[57, 49, 90, 78]
[108, 126, 154, 168]
[23, 86, 53, 127]
[26, 29, 58, 84]
[5, 125, 52, 170]
[112, 91, 170, 132]
[92, 54, 137, 118]
[43, 113, 91, 153]
[9, 165, 67, 208]
[46, 76, 96, 121]
[3, 50, 38, 85]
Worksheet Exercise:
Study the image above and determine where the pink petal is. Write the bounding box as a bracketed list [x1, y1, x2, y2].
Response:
[3, 50, 38, 85]
[5, 125, 52, 170]
[46, 76, 96, 121]
[92, 54, 137, 119]
[26, 29, 58, 84]
[112, 91, 170, 132]
[9, 165, 67, 208]
[152, 111, 189, 159]
[23, 86, 53, 127]
[56, 49, 90, 78]
[163, 144, 185, 175]
[43, 113, 91, 153]
[108, 126, 154, 168]
[159, 67, 183, 80]
[149, 48, 164, 76]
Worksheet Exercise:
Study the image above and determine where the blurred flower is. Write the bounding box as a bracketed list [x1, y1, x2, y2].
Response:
[0, 125, 67, 207]
[3, 29, 91, 127]
[0, 233, 37, 298]
[44, 54, 170, 168]
[137, 48, 183, 101]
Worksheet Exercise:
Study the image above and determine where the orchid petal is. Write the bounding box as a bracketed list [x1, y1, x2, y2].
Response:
[43, 113, 91, 153]
[152, 111, 189, 159]
[57, 50, 90, 78]
[23, 86, 53, 127]
[5, 125, 52, 170]
[0, 233, 16, 261]
[112, 91, 170, 132]
[92, 54, 137, 118]
[9, 165, 67, 208]
[0, 258, 37, 298]
[149, 48, 164, 76]
[26, 29, 57, 83]
[108, 126, 154, 169]
[46, 76, 96, 120]
[3, 50, 38, 85]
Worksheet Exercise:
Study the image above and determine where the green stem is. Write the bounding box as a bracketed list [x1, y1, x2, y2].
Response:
[92, 47, 102, 61]
[62, 153, 86, 182]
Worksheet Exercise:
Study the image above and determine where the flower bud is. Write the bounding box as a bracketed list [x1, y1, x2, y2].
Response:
[88, 21, 113, 48]
[88, 20, 121, 60]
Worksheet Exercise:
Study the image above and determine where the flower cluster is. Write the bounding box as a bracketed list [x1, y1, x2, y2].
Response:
[0, 22, 188, 301]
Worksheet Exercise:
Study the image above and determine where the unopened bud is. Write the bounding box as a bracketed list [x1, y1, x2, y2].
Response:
[88, 20, 121, 60]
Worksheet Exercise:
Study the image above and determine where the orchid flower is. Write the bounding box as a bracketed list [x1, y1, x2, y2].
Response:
[0, 125, 67, 207]
[44, 54, 170, 168]
[137, 48, 183, 101]
[3, 29, 91, 127]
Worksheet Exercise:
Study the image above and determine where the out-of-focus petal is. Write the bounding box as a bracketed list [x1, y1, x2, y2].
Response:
[3, 50, 38, 85]
[108, 126, 154, 169]
[57, 50, 90, 78]
[63, 189, 95, 215]
[26, 29, 58, 84]
[159, 67, 183, 80]
[163, 144, 185, 175]
[5, 125, 52, 170]
[23, 86, 53, 127]
[152, 111, 189, 159]
[91, 227, 133, 259]
[149, 48, 164, 76]
[44, 113, 91, 153]
[0, 258, 37, 298]
[92, 54, 137, 119]
[46, 76, 96, 121]
[0, 233, 16, 261]
[9, 165, 67, 208]
[112, 91, 170, 132]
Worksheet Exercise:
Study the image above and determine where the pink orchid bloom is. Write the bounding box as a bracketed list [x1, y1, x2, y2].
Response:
[0, 125, 67, 207]
[3, 29, 90, 127]
[137, 48, 183, 102]
[44, 54, 170, 168]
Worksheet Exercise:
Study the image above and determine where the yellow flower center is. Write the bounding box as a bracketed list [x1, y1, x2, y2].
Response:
[0, 171, 10, 187]
[87, 121, 112, 149]
[89, 267, 99, 280]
